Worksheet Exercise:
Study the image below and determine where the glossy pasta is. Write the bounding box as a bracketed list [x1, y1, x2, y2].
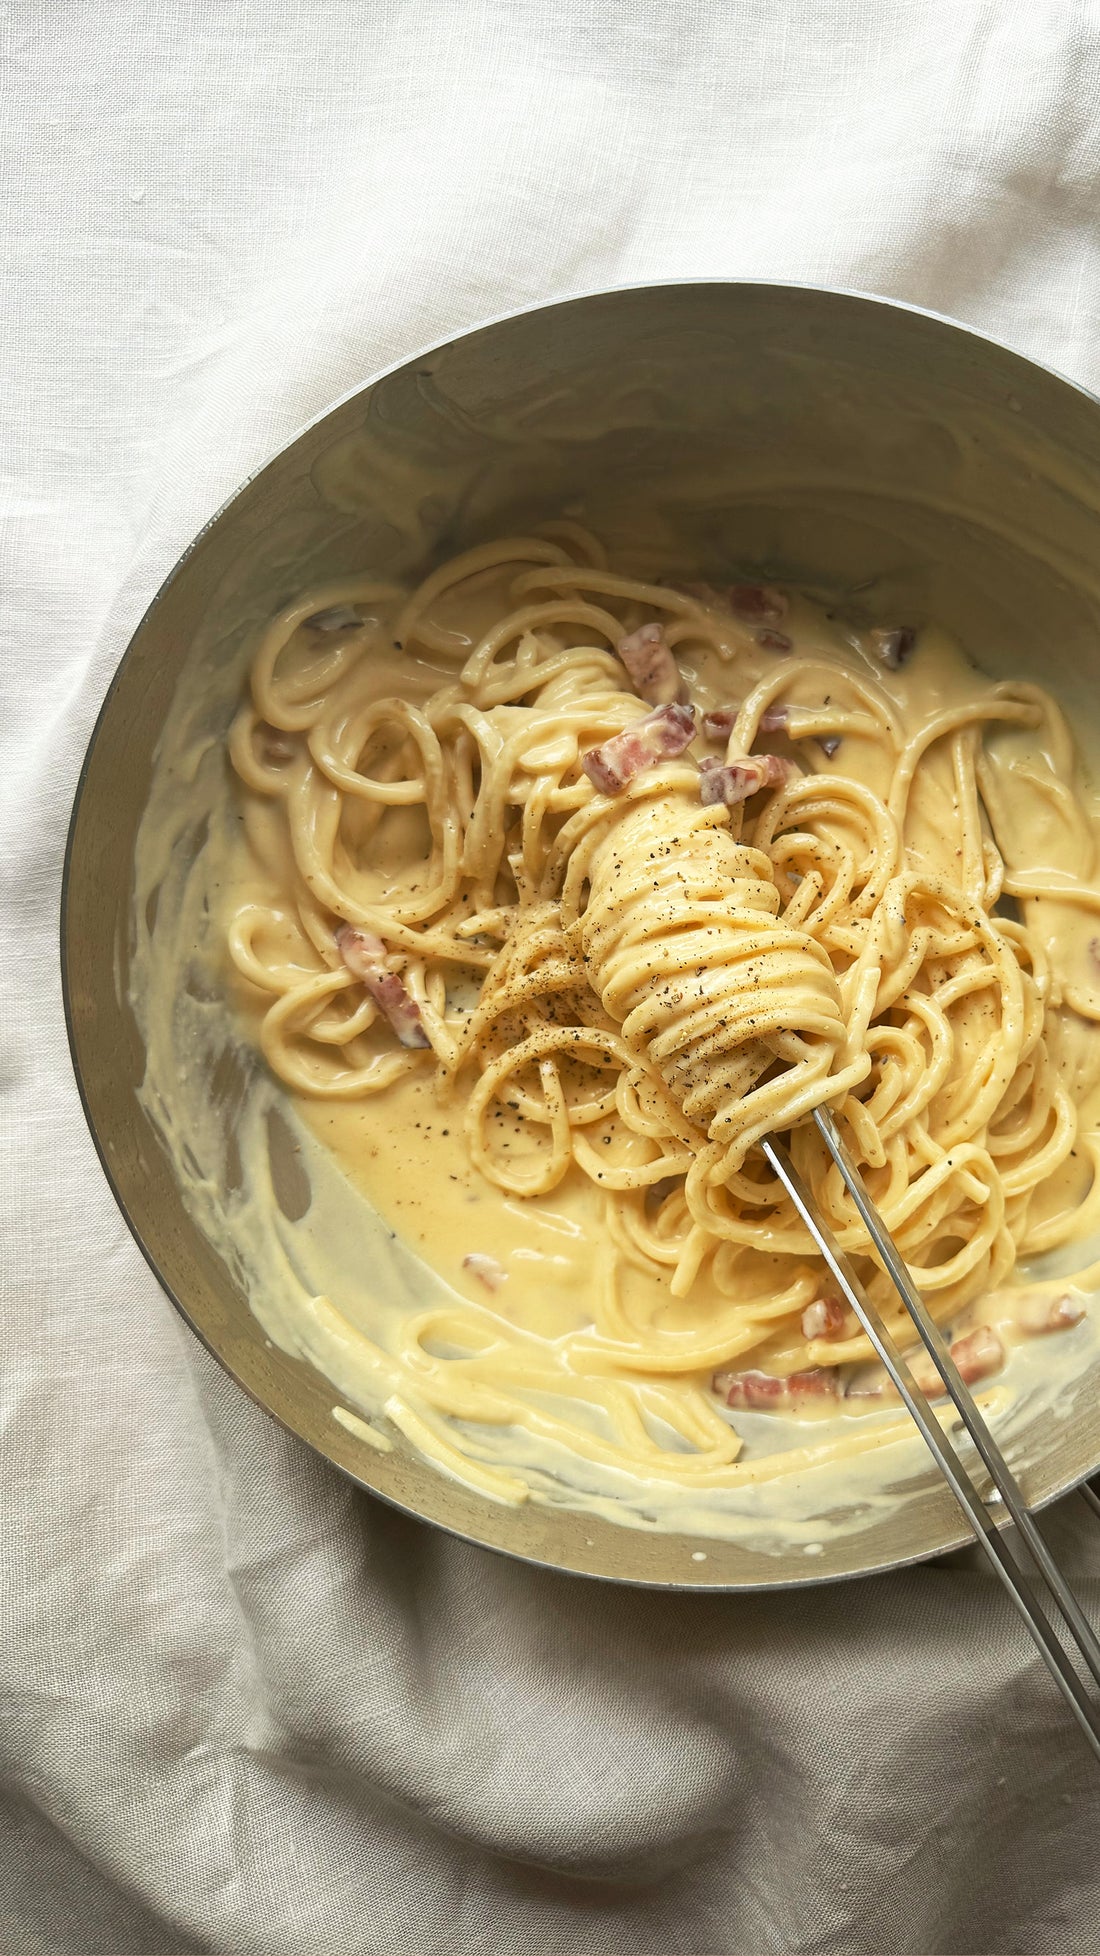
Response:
[221, 526, 1100, 1500]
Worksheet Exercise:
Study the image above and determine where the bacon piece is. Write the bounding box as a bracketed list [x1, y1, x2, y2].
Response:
[699, 753, 793, 807]
[702, 705, 737, 740]
[801, 1296, 847, 1340]
[943, 1326, 1005, 1387]
[581, 702, 696, 794]
[848, 1327, 1006, 1402]
[714, 1366, 838, 1410]
[1014, 1292, 1086, 1336]
[305, 604, 362, 632]
[336, 925, 430, 1049]
[868, 626, 916, 670]
[756, 629, 793, 653]
[256, 723, 295, 765]
[728, 584, 789, 623]
[617, 623, 687, 706]
[817, 735, 842, 759]
[463, 1252, 507, 1292]
[703, 704, 786, 742]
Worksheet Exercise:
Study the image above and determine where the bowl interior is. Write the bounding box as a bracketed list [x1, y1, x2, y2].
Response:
[64, 282, 1100, 1588]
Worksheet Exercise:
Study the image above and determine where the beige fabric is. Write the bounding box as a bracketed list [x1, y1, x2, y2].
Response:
[3, 2, 1100, 1950]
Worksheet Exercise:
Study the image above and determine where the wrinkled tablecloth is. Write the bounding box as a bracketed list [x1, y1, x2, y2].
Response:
[4, 3, 1100, 1951]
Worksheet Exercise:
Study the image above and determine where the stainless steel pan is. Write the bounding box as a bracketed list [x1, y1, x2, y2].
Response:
[62, 282, 1100, 1588]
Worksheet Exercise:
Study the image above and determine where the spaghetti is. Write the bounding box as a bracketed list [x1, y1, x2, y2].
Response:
[221, 526, 1100, 1500]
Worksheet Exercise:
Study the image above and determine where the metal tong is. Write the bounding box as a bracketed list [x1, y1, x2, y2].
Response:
[761, 1106, 1100, 1761]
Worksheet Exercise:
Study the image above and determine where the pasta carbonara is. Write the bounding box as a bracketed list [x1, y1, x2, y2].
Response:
[219, 525, 1100, 1506]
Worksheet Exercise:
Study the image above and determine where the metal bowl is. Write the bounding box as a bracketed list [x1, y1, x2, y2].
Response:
[63, 281, 1100, 1588]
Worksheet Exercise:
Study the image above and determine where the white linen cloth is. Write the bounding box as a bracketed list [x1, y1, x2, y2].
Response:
[4, 3, 1100, 1949]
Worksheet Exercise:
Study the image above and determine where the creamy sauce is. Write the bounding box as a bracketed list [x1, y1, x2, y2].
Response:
[128, 543, 1100, 1549]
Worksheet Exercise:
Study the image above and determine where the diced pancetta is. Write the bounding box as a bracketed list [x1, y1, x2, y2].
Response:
[703, 703, 788, 740]
[336, 925, 430, 1048]
[847, 1327, 1006, 1402]
[941, 1325, 1004, 1388]
[1014, 1292, 1085, 1336]
[581, 703, 696, 794]
[728, 584, 789, 623]
[617, 622, 687, 706]
[699, 753, 793, 807]
[256, 724, 296, 765]
[868, 626, 916, 670]
[714, 1366, 838, 1410]
[801, 1296, 847, 1340]
[702, 705, 737, 740]
[704, 704, 850, 763]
